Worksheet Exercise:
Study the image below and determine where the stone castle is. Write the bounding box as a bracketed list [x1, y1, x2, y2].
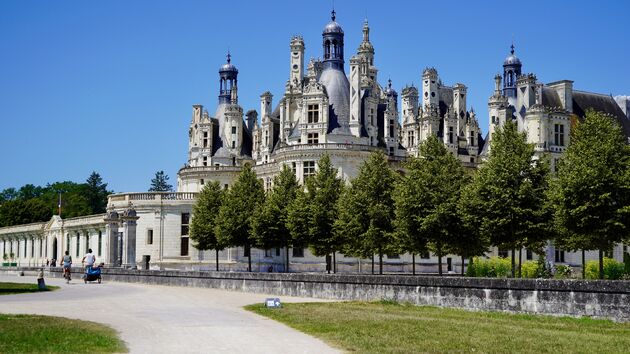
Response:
[1, 11, 629, 273]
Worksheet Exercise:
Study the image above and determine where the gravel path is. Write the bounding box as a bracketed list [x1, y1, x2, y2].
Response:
[0, 274, 340, 354]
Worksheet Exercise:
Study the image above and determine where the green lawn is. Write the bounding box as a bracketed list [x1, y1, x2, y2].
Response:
[0, 314, 127, 353]
[0, 282, 59, 295]
[246, 301, 630, 354]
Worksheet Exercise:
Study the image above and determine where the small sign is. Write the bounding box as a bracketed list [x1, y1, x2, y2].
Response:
[265, 298, 281, 308]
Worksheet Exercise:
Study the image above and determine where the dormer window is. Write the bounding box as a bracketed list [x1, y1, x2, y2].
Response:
[307, 104, 319, 123]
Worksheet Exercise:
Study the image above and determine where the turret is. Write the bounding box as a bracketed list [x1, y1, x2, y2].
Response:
[322, 10, 344, 71]
[260, 91, 273, 119]
[401, 85, 419, 121]
[503, 44, 522, 98]
[219, 52, 238, 105]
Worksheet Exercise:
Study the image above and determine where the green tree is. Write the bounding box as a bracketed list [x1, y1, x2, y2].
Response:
[0, 188, 17, 203]
[0, 199, 52, 227]
[149, 171, 173, 192]
[189, 181, 225, 271]
[552, 110, 630, 278]
[466, 120, 549, 277]
[85, 171, 110, 214]
[305, 154, 344, 273]
[286, 186, 311, 256]
[336, 151, 398, 274]
[395, 136, 468, 275]
[252, 165, 300, 272]
[456, 180, 491, 275]
[215, 164, 264, 272]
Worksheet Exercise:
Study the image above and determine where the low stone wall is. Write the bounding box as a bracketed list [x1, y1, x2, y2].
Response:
[7, 267, 630, 322]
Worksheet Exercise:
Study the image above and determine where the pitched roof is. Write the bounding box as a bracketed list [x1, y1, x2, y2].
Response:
[572, 91, 630, 137]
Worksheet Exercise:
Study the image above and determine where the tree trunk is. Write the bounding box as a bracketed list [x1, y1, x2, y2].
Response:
[511, 248, 516, 278]
[518, 248, 522, 278]
[333, 252, 337, 274]
[461, 255, 465, 276]
[370, 255, 374, 274]
[285, 246, 290, 273]
[379, 252, 383, 275]
[581, 249, 586, 279]
[412, 253, 416, 275]
[215, 249, 219, 272]
[437, 244, 443, 276]
[599, 250, 604, 279]
[247, 245, 252, 272]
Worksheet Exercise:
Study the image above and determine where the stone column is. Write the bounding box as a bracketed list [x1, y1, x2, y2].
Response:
[121, 203, 139, 268]
[104, 208, 120, 266]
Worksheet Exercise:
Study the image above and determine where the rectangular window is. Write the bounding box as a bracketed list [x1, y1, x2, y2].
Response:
[181, 213, 190, 236]
[292, 247, 304, 258]
[180, 237, 189, 256]
[526, 249, 533, 260]
[420, 251, 431, 259]
[449, 126, 454, 144]
[389, 147, 394, 156]
[554, 124, 565, 146]
[307, 104, 319, 123]
[232, 126, 237, 134]
[98, 231, 102, 256]
[276, 248, 281, 257]
[555, 249, 565, 263]
[470, 131, 475, 146]
[200, 179, 205, 185]
[231, 141, 236, 149]
[389, 120, 395, 137]
[203, 156, 208, 166]
[147, 229, 153, 245]
[265, 249, 272, 258]
[307, 133, 319, 144]
[203, 139, 208, 148]
[303, 161, 316, 179]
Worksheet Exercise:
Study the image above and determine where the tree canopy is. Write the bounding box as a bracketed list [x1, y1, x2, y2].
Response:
[552, 110, 630, 277]
[214, 164, 265, 271]
[336, 151, 398, 274]
[149, 170, 173, 192]
[189, 180, 225, 271]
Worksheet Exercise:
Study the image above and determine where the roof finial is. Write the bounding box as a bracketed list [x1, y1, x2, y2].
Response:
[510, 43, 515, 56]
[226, 49, 231, 64]
[388, 78, 392, 89]
[331, 9, 336, 21]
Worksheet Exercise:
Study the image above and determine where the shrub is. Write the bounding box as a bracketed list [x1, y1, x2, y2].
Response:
[554, 265, 573, 279]
[624, 252, 630, 275]
[468, 257, 512, 278]
[585, 258, 626, 280]
[521, 261, 539, 278]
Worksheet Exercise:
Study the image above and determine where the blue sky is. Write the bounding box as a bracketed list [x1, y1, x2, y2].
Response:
[1, 0, 628, 193]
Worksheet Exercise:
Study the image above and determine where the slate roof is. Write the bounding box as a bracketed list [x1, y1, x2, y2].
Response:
[572, 91, 630, 137]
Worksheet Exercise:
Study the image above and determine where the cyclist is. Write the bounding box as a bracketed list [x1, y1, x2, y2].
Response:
[62, 251, 72, 283]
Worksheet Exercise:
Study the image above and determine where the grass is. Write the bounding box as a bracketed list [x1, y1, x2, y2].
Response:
[0, 314, 127, 353]
[246, 301, 630, 354]
[0, 282, 59, 295]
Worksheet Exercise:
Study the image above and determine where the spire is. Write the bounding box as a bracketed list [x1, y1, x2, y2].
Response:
[388, 78, 392, 90]
[362, 19, 370, 42]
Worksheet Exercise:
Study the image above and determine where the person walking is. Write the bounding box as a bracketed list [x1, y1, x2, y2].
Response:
[62, 251, 72, 283]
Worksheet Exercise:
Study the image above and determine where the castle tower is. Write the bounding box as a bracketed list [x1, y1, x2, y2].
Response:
[453, 83, 467, 135]
[320, 9, 350, 135]
[219, 52, 238, 105]
[290, 36, 305, 85]
[503, 44, 522, 98]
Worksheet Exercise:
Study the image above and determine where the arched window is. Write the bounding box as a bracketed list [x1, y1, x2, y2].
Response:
[324, 40, 331, 59]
